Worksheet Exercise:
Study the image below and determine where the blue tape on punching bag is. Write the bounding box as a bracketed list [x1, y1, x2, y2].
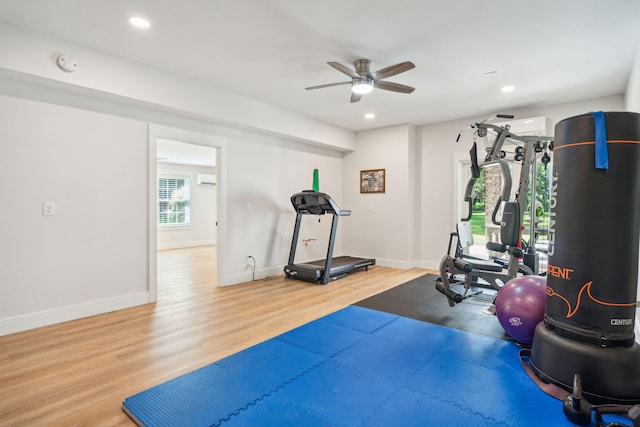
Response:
[592, 111, 608, 170]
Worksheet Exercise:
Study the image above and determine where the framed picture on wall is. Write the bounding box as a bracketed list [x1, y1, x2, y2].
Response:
[360, 169, 385, 193]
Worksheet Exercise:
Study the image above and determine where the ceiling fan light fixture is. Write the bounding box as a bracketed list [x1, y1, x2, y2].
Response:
[306, 59, 415, 103]
[352, 78, 374, 94]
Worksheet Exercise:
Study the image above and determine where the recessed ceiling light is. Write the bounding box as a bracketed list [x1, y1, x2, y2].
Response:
[364, 113, 375, 120]
[501, 85, 515, 93]
[129, 16, 151, 29]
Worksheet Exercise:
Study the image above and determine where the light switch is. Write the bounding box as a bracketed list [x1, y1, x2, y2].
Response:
[43, 202, 56, 216]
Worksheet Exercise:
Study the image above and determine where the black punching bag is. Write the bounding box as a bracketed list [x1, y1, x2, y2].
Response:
[530, 111, 640, 404]
[546, 111, 640, 345]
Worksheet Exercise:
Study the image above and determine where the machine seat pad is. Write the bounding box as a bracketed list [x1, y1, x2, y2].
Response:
[459, 257, 503, 272]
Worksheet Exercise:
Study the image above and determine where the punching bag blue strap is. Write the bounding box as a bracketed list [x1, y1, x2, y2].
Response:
[592, 111, 608, 170]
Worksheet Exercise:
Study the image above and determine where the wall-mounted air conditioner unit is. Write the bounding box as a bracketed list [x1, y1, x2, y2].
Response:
[197, 174, 216, 185]
[495, 116, 552, 136]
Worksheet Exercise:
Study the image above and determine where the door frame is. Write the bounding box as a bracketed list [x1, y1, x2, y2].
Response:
[147, 124, 227, 302]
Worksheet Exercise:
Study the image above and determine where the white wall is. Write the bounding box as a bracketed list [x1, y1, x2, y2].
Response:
[0, 90, 631, 336]
[342, 124, 417, 268]
[626, 44, 640, 112]
[223, 133, 344, 284]
[0, 90, 345, 335]
[157, 163, 217, 250]
[0, 94, 149, 334]
[0, 14, 357, 334]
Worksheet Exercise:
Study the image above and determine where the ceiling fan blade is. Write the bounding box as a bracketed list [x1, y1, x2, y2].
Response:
[374, 80, 415, 94]
[371, 61, 415, 80]
[306, 81, 351, 90]
[328, 61, 360, 79]
[350, 92, 363, 103]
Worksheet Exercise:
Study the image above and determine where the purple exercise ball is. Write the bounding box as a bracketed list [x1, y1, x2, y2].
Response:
[495, 275, 547, 344]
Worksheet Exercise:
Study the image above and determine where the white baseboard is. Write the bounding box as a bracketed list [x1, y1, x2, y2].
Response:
[219, 258, 440, 286]
[416, 259, 441, 271]
[373, 258, 413, 269]
[0, 291, 150, 336]
[220, 266, 285, 287]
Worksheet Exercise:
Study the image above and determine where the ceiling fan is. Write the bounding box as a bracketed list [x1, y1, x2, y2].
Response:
[306, 59, 415, 103]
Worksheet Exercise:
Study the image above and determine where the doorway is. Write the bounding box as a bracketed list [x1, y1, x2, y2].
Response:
[148, 125, 226, 302]
[156, 139, 217, 250]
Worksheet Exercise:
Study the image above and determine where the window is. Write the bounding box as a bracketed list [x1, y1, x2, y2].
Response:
[158, 176, 191, 226]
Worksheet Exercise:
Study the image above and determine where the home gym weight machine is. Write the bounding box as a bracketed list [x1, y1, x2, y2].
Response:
[436, 114, 553, 307]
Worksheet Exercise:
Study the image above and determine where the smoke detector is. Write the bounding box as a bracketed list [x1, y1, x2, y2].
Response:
[56, 54, 78, 72]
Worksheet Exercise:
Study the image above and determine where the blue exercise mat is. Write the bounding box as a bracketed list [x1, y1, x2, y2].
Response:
[123, 306, 626, 426]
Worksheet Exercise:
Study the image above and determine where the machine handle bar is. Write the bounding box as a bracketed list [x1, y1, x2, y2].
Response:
[453, 259, 473, 273]
[435, 282, 463, 304]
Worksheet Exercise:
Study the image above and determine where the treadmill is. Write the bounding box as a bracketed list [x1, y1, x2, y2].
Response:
[284, 190, 375, 285]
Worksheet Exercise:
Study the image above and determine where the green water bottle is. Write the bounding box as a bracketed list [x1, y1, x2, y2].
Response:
[312, 169, 319, 192]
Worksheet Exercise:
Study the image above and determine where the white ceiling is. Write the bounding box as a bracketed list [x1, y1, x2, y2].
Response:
[157, 139, 216, 167]
[1, 0, 639, 132]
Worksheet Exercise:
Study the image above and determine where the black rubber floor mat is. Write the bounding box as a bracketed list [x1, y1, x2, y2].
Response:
[353, 273, 512, 341]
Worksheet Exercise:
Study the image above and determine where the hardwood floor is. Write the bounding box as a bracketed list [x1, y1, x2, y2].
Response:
[0, 246, 430, 426]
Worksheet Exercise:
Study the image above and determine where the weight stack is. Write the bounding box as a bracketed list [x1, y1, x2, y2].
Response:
[530, 111, 640, 404]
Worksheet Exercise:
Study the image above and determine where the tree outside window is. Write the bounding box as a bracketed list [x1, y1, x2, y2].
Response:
[158, 176, 190, 226]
